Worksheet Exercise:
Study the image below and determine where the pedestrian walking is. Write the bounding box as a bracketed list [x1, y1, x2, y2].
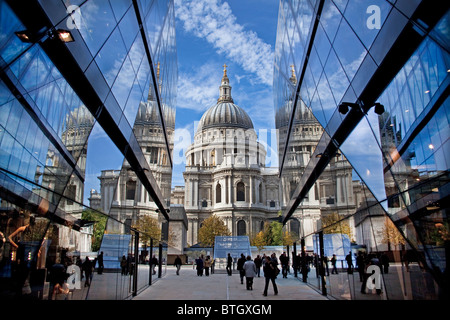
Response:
[237, 253, 246, 284]
[82, 256, 93, 287]
[380, 253, 389, 274]
[345, 251, 353, 274]
[150, 254, 158, 275]
[226, 253, 233, 276]
[254, 255, 262, 277]
[196, 255, 204, 276]
[331, 254, 338, 274]
[174, 255, 182, 275]
[356, 251, 366, 282]
[280, 252, 289, 278]
[120, 255, 127, 275]
[262, 256, 278, 296]
[323, 255, 330, 276]
[204, 256, 212, 276]
[293, 253, 300, 278]
[97, 251, 104, 274]
[243, 255, 257, 290]
[300, 253, 310, 283]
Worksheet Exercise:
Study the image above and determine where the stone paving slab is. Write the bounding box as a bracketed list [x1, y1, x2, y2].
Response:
[133, 266, 329, 300]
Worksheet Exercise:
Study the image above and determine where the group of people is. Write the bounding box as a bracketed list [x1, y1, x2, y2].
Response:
[194, 254, 214, 276]
[229, 252, 281, 296]
[49, 252, 104, 300]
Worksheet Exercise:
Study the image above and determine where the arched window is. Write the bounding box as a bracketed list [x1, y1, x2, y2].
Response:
[237, 220, 246, 236]
[236, 182, 245, 201]
[216, 183, 222, 203]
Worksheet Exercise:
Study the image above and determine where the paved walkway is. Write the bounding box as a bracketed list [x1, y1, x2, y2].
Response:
[133, 266, 329, 300]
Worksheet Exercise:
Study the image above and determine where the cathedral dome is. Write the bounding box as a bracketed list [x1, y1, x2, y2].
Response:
[197, 65, 253, 132]
[197, 101, 254, 131]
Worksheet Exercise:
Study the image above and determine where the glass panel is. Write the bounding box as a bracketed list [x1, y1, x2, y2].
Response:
[342, 0, 391, 50]
[340, 114, 387, 202]
[77, 0, 116, 57]
[1, 0, 176, 301]
[94, 26, 127, 88]
[332, 19, 367, 84]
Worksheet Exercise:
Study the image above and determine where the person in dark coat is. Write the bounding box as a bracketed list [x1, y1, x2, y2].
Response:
[300, 253, 310, 282]
[120, 255, 128, 275]
[345, 251, 353, 274]
[150, 255, 158, 275]
[280, 252, 289, 278]
[195, 255, 204, 276]
[356, 251, 366, 282]
[174, 255, 182, 275]
[262, 256, 278, 296]
[82, 257, 93, 287]
[237, 253, 246, 284]
[254, 255, 262, 277]
[293, 253, 300, 278]
[331, 254, 338, 274]
[97, 251, 104, 274]
[226, 253, 233, 276]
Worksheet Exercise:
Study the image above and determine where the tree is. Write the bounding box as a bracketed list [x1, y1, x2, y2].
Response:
[198, 215, 231, 247]
[322, 212, 354, 241]
[261, 221, 274, 245]
[257, 221, 296, 247]
[282, 230, 297, 246]
[381, 217, 405, 250]
[82, 209, 107, 252]
[250, 231, 266, 252]
[271, 221, 283, 245]
[132, 215, 161, 247]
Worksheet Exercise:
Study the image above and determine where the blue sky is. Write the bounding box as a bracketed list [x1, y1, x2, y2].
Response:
[83, 0, 281, 203]
[171, 0, 280, 186]
[82, 0, 388, 206]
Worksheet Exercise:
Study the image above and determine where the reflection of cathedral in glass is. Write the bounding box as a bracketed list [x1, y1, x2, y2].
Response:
[97, 74, 175, 233]
[180, 66, 362, 247]
[39, 105, 95, 253]
[276, 67, 363, 249]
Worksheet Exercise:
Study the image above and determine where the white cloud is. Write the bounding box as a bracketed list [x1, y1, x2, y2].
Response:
[175, 0, 274, 86]
[176, 62, 220, 111]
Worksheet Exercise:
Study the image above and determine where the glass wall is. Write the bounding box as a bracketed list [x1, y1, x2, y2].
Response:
[274, 0, 449, 300]
[0, 0, 177, 300]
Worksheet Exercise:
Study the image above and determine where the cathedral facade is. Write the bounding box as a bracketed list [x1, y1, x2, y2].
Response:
[182, 66, 363, 249]
[94, 65, 364, 252]
[183, 66, 281, 246]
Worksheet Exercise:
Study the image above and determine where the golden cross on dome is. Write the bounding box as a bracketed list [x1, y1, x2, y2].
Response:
[223, 64, 228, 76]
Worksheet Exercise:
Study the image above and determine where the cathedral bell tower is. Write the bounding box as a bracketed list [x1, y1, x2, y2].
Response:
[218, 64, 234, 103]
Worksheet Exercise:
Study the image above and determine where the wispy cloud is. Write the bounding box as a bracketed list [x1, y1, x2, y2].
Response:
[176, 62, 221, 111]
[175, 0, 274, 86]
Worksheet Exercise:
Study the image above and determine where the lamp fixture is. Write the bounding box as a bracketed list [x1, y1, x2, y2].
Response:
[16, 28, 75, 43]
[373, 102, 385, 115]
[14, 30, 34, 43]
[337, 102, 359, 115]
[55, 29, 74, 43]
